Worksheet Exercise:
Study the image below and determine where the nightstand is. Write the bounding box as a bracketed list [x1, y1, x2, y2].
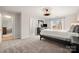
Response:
[37, 27, 41, 35]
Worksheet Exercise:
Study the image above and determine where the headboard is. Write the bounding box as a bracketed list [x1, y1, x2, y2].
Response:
[73, 25, 79, 33]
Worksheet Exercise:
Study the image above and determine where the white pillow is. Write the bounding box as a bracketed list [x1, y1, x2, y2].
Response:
[69, 25, 75, 32]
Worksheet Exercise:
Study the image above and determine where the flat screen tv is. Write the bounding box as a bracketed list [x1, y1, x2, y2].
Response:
[43, 24, 47, 27]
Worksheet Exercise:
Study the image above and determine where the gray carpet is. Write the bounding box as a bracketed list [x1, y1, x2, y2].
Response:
[0, 36, 71, 53]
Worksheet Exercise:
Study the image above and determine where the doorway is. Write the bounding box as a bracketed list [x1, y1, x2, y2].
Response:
[2, 14, 15, 41]
[1, 12, 21, 41]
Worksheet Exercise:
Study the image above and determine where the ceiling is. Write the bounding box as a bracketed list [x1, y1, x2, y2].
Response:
[0, 6, 79, 18]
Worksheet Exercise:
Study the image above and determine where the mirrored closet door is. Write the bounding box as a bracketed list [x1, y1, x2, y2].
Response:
[2, 13, 15, 41]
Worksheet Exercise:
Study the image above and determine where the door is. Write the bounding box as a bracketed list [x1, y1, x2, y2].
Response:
[2, 14, 14, 41]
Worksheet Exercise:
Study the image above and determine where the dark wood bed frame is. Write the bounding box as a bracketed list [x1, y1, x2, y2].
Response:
[40, 35, 71, 45]
[40, 35, 79, 53]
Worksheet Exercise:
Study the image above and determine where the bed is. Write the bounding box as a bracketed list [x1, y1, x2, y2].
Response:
[40, 25, 79, 52]
[40, 29, 79, 44]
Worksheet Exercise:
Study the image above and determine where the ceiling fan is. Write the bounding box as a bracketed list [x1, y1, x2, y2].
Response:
[43, 8, 50, 16]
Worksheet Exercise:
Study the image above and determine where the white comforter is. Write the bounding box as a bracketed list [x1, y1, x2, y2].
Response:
[40, 29, 79, 42]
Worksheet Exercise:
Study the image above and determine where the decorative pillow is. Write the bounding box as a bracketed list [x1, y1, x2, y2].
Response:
[69, 25, 75, 32]
[73, 25, 79, 33]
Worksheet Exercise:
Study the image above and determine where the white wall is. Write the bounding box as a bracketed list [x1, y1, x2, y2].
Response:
[63, 15, 77, 31]
[21, 11, 30, 39]
[30, 18, 38, 35]
[14, 13, 21, 39]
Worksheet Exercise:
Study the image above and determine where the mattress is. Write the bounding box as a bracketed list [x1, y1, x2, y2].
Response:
[40, 29, 79, 42]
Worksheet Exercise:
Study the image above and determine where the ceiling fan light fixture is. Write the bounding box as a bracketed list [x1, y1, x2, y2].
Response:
[44, 13, 50, 16]
[43, 8, 50, 16]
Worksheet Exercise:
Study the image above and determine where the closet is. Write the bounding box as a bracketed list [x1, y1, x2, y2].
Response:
[0, 11, 21, 41]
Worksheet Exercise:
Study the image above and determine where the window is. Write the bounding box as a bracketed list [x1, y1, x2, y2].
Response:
[50, 19, 62, 30]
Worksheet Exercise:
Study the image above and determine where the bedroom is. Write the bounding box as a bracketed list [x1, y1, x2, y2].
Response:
[0, 6, 79, 53]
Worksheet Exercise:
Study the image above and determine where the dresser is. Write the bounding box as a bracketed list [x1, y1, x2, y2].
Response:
[2, 27, 7, 35]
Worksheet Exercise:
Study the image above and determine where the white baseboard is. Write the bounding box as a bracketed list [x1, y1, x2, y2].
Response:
[21, 35, 30, 39]
[21, 34, 39, 39]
